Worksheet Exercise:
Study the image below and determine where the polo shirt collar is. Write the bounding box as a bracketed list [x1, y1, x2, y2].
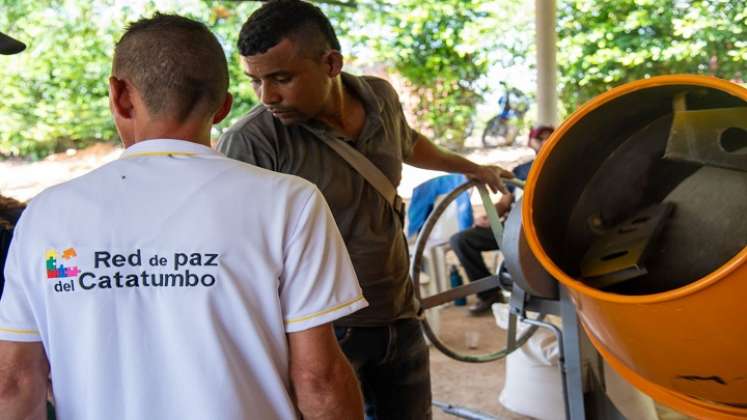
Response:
[301, 73, 384, 140]
[341, 72, 385, 114]
[120, 139, 219, 159]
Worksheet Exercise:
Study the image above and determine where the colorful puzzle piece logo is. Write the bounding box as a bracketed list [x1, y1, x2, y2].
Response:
[62, 248, 76, 260]
[45, 248, 80, 279]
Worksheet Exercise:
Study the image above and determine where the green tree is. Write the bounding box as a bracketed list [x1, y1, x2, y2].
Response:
[557, 0, 747, 110]
[1, 0, 531, 158]
[345, 0, 518, 150]
[0, 1, 260, 159]
[0, 0, 119, 158]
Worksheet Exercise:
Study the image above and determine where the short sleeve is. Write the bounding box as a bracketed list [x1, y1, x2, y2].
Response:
[367, 76, 418, 160]
[385, 83, 418, 161]
[217, 124, 277, 171]
[280, 187, 368, 333]
[0, 219, 42, 342]
[398, 103, 419, 161]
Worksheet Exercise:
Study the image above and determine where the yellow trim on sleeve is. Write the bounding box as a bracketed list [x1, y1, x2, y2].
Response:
[0, 326, 40, 335]
[286, 295, 366, 325]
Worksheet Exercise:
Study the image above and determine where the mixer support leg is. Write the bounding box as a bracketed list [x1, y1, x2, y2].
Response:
[560, 286, 587, 420]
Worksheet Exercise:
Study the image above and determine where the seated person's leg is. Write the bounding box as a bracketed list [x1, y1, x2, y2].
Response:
[449, 227, 503, 313]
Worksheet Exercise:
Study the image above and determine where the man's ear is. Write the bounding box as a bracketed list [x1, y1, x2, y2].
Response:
[108, 76, 134, 120]
[324, 50, 343, 77]
[212, 92, 233, 124]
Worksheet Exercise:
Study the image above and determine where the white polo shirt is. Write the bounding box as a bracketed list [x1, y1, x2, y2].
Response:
[0, 139, 367, 420]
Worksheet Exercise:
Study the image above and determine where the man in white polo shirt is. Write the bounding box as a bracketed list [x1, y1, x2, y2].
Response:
[0, 13, 366, 420]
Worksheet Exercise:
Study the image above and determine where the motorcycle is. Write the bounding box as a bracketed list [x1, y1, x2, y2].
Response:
[481, 81, 530, 147]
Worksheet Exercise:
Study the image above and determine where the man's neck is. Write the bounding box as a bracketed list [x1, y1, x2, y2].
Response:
[316, 76, 365, 139]
[130, 118, 212, 148]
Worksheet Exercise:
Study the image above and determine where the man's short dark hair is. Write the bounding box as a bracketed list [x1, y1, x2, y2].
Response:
[113, 13, 228, 121]
[237, 0, 341, 57]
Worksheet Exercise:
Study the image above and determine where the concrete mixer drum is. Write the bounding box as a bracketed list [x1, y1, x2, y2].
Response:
[522, 75, 747, 418]
[536, 86, 747, 294]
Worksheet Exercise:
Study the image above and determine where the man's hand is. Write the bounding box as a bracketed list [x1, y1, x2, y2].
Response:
[405, 134, 513, 194]
[464, 164, 513, 194]
[0, 341, 49, 420]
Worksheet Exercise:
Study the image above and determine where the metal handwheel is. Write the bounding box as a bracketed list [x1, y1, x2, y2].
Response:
[410, 180, 544, 363]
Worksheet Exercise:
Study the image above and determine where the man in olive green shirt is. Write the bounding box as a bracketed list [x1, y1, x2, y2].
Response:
[219, 1, 511, 418]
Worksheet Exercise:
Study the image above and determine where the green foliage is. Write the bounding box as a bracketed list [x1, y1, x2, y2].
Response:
[345, 0, 498, 150]
[557, 0, 747, 109]
[0, 0, 118, 158]
[0, 1, 260, 159]
[387, 0, 489, 150]
[0, 0, 526, 158]
[12, 0, 747, 158]
[181, 3, 261, 132]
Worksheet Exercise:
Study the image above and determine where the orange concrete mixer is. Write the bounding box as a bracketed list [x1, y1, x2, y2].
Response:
[522, 75, 747, 419]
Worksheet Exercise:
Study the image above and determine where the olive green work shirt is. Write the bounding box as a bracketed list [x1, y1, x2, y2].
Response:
[218, 73, 419, 327]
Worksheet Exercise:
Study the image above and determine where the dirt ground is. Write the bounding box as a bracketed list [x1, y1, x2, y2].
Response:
[428, 302, 691, 420]
[429, 301, 531, 420]
[0, 143, 122, 202]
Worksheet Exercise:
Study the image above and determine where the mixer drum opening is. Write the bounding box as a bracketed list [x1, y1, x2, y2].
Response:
[531, 83, 747, 295]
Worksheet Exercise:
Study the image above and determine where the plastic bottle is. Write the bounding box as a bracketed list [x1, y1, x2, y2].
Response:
[449, 265, 467, 306]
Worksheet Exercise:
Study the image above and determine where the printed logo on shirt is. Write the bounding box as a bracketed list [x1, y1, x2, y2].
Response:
[47, 248, 220, 294]
[45, 248, 80, 279]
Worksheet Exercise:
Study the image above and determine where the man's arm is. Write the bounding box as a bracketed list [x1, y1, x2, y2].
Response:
[405, 132, 513, 193]
[288, 324, 363, 420]
[0, 341, 49, 420]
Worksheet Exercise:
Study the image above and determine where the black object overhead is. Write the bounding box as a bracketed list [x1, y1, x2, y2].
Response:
[0, 31, 26, 55]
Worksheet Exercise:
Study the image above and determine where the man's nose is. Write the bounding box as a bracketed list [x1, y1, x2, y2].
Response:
[260, 83, 281, 105]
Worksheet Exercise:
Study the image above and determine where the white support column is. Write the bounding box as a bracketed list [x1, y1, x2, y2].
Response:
[535, 0, 558, 126]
